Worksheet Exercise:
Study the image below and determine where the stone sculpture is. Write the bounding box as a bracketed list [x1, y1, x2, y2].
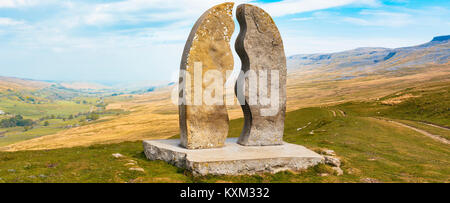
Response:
[178, 2, 235, 149]
[235, 4, 287, 146]
[144, 3, 323, 176]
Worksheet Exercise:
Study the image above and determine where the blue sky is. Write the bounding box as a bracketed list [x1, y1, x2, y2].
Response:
[0, 0, 449, 83]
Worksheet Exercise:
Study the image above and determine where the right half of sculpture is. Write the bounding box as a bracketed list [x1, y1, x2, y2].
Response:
[235, 4, 287, 146]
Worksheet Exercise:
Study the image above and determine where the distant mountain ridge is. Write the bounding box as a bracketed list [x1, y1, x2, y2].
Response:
[287, 35, 450, 73]
[431, 35, 450, 42]
[1, 35, 448, 92]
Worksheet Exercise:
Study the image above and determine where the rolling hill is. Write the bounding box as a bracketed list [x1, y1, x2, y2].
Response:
[0, 35, 449, 152]
[0, 76, 52, 91]
[287, 35, 450, 76]
[0, 35, 449, 183]
[0, 96, 449, 183]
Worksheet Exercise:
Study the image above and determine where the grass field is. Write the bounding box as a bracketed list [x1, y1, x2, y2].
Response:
[0, 108, 130, 148]
[0, 101, 448, 183]
[0, 90, 130, 148]
[0, 64, 448, 182]
[0, 127, 62, 147]
[0, 99, 93, 120]
[391, 119, 450, 140]
[0, 97, 91, 147]
[1, 64, 448, 151]
[0, 91, 179, 151]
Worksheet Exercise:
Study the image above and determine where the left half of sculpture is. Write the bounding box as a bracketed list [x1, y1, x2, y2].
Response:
[178, 2, 235, 149]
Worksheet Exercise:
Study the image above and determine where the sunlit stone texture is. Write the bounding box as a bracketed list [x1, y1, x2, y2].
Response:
[178, 3, 235, 149]
[235, 4, 287, 146]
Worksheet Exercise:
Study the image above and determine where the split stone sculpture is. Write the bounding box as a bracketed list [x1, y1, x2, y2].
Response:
[235, 4, 287, 146]
[144, 3, 323, 176]
[178, 2, 235, 149]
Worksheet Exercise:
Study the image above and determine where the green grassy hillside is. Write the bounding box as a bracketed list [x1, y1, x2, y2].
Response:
[0, 80, 448, 183]
[0, 109, 128, 148]
[0, 100, 448, 183]
[336, 82, 449, 127]
[0, 88, 130, 147]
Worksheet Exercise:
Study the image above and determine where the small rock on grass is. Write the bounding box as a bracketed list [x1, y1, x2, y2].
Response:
[324, 149, 336, 156]
[324, 156, 341, 167]
[112, 153, 124, 158]
[361, 178, 381, 183]
[129, 167, 145, 172]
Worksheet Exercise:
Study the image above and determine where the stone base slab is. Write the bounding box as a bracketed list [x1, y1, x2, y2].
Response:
[143, 138, 324, 176]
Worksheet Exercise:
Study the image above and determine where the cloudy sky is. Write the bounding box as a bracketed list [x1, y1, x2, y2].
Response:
[0, 0, 449, 83]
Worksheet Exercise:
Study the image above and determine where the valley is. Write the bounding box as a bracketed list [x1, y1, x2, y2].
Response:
[0, 36, 448, 182]
[0, 89, 448, 182]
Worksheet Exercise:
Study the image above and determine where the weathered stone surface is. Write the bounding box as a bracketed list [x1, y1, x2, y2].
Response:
[143, 138, 323, 176]
[323, 149, 336, 156]
[235, 4, 287, 146]
[361, 178, 381, 183]
[324, 155, 341, 167]
[178, 3, 234, 149]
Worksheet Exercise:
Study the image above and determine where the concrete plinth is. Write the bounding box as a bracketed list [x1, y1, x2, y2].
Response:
[143, 138, 323, 176]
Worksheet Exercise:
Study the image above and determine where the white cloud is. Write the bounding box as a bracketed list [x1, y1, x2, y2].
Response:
[1, 0, 448, 82]
[257, 0, 380, 17]
[0, 0, 43, 8]
[81, 0, 250, 26]
[0, 17, 24, 25]
[291, 17, 314, 21]
[0, 0, 28, 7]
[84, 12, 114, 25]
[343, 10, 413, 27]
